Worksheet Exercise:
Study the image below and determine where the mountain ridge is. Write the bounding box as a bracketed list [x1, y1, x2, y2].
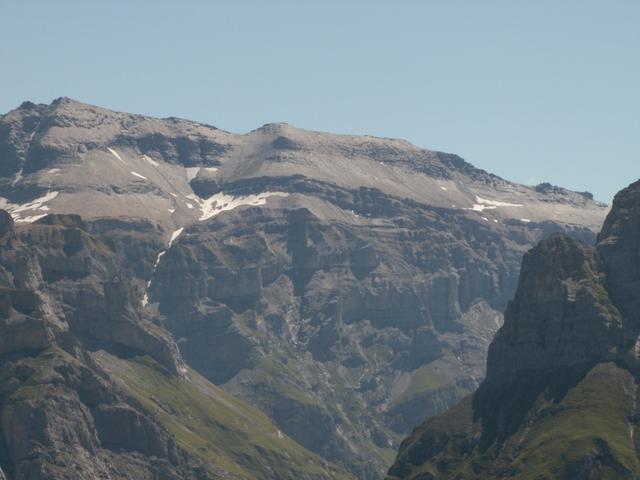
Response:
[0, 98, 608, 478]
[2, 97, 607, 215]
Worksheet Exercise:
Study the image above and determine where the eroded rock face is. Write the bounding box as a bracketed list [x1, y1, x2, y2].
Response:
[0, 212, 351, 480]
[148, 193, 604, 477]
[598, 179, 640, 327]
[388, 179, 640, 480]
[485, 234, 627, 384]
[0, 212, 205, 479]
[0, 351, 195, 480]
[0, 212, 184, 374]
[0, 98, 609, 478]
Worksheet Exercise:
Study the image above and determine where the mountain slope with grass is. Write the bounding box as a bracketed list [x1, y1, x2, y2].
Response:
[0, 211, 352, 480]
[388, 179, 640, 480]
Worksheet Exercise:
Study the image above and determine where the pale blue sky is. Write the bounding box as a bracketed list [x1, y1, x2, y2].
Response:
[1, 1, 638, 201]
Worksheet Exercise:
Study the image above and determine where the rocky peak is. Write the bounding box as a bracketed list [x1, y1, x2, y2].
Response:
[252, 122, 292, 133]
[597, 179, 640, 328]
[535, 181, 597, 204]
[482, 180, 640, 387]
[18, 100, 38, 111]
[484, 233, 626, 385]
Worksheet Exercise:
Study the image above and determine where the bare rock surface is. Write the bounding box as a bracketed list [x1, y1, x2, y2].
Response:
[388, 180, 640, 480]
[0, 98, 609, 478]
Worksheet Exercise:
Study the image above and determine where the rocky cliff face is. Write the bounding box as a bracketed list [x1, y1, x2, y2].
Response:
[388, 179, 640, 480]
[0, 212, 352, 480]
[0, 98, 608, 478]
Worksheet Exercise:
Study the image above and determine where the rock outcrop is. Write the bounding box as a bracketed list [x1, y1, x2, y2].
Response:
[388, 179, 640, 479]
[0, 211, 352, 480]
[0, 98, 609, 478]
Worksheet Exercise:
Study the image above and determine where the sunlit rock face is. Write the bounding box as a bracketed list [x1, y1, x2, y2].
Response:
[388, 180, 640, 480]
[0, 98, 608, 478]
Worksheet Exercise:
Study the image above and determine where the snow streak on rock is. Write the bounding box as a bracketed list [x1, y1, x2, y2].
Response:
[143, 228, 185, 307]
[186, 167, 200, 181]
[0, 191, 60, 223]
[467, 195, 524, 213]
[196, 192, 289, 221]
[131, 171, 148, 180]
[143, 154, 159, 167]
[107, 148, 127, 165]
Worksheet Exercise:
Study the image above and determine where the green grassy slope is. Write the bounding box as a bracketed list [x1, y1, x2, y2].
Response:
[389, 362, 640, 480]
[94, 352, 355, 480]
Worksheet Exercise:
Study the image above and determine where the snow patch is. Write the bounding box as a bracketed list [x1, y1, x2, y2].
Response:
[469, 204, 494, 212]
[47, 168, 61, 174]
[475, 196, 523, 208]
[168, 208, 176, 214]
[144, 227, 184, 306]
[520, 218, 531, 223]
[5, 191, 60, 223]
[130, 171, 148, 180]
[153, 251, 166, 270]
[168, 228, 183, 247]
[481, 217, 489, 222]
[440, 186, 448, 191]
[186, 167, 200, 181]
[11, 191, 59, 214]
[143, 154, 159, 167]
[466, 195, 524, 213]
[107, 148, 127, 165]
[197, 192, 289, 221]
[203, 167, 219, 173]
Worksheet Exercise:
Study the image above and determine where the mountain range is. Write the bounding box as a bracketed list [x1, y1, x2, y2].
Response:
[0, 98, 609, 479]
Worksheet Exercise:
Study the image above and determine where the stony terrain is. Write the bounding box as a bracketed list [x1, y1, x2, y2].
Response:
[0, 210, 352, 480]
[388, 179, 640, 479]
[0, 98, 608, 478]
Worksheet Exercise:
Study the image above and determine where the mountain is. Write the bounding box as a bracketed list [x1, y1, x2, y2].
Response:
[387, 179, 640, 479]
[0, 211, 352, 479]
[0, 98, 607, 478]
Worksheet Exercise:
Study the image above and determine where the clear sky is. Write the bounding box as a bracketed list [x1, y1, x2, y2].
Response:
[1, 1, 638, 202]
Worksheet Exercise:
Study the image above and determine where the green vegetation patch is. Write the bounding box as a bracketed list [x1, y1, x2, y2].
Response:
[95, 352, 353, 480]
[395, 364, 447, 405]
[506, 362, 640, 479]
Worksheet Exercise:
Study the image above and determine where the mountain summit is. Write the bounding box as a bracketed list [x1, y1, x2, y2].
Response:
[1, 97, 605, 229]
[388, 179, 640, 480]
[0, 98, 608, 478]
